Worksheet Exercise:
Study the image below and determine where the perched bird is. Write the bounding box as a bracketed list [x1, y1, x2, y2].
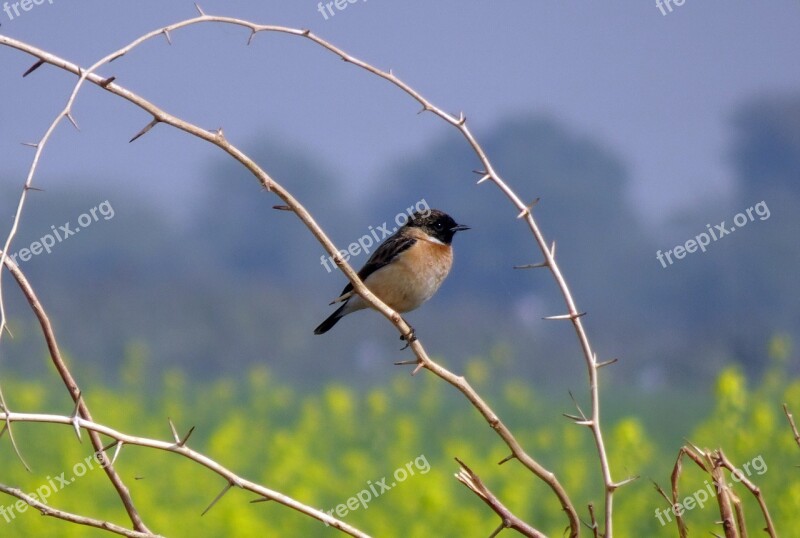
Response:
[314, 209, 469, 335]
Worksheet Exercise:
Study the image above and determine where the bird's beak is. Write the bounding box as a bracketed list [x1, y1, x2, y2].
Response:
[451, 224, 470, 232]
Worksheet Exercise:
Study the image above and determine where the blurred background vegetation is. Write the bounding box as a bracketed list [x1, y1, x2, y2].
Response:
[0, 92, 798, 535]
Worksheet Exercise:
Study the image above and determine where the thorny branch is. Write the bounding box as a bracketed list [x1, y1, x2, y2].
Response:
[0, 412, 370, 537]
[0, 7, 627, 535]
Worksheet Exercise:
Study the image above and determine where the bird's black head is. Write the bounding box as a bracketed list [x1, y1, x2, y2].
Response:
[407, 209, 469, 245]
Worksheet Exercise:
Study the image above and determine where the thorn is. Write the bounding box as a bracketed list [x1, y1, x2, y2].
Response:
[596, 358, 618, 369]
[65, 112, 80, 131]
[549, 241, 556, 258]
[488, 522, 505, 538]
[527, 197, 541, 210]
[611, 476, 639, 490]
[162, 29, 172, 45]
[476, 174, 491, 185]
[563, 413, 584, 421]
[99, 76, 116, 88]
[411, 363, 425, 376]
[416, 105, 430, 115]
[20, 142, 39, 148]
[22, 59, 45, 77]
[543, 312, 585, 321]
[498, 454, 516, 465]
[457, 112, 466, 126]
[302, 29, 311, 36]
[516, 207, 530, 219]
[250, 497, 272, 504]
[472, 169, 487, 176]
[111, 441, 124, 466]
[573, 420, 594, 427]
[214, 127, 225, 141]
[514, 261, 548, 270]
[272, 205, 292, 212]
[202, 481, 234, 516]
[129, 118, 160, 143]
[178, 426, 195, 447]
[543, 314, 572, 321]
[108, 51, 126, 63]
[394, 359, 418, 366]
[23, 185, 44, 192]
[568, 391, 587, 420]
[2, 420, 31, 472]
[247, 30, 256, 46]
[168, 417, 180, 444]
[70, 392, 84, 442]
[194, 3, 205, 16]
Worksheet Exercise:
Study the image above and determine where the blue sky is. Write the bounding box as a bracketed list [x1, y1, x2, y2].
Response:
[1, 1, 799, 227]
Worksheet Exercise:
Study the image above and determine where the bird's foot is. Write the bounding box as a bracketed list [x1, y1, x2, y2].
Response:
[399, 327, 417, 350]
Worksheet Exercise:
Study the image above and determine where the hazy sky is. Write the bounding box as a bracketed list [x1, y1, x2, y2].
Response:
[1, 1, 799, 226]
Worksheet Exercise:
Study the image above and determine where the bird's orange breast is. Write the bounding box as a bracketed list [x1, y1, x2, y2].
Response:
[363, 238, 453, 313]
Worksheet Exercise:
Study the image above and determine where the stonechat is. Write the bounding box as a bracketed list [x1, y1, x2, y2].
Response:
[314, 209, 468, 335]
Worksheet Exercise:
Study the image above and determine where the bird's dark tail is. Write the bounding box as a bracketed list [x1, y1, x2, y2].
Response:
[314, 303, 347, 335]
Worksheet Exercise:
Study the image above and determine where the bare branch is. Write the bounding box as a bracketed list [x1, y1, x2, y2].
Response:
[0, 484, 160, 538]
[0, 411, 370, 537]
[454, 458, 546, 538]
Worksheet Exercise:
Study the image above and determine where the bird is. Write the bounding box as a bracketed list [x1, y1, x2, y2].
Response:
[314, 209, 469, 336]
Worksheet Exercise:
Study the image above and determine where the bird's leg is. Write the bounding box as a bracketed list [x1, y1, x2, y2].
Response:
[399, 326, 417, 350]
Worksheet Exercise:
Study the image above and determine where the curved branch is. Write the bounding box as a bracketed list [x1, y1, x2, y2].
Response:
[0, 255, 150, 532]
[0, 412, 370, 537]
[0, 484, 161, 538]
[0, 12, 600, 535]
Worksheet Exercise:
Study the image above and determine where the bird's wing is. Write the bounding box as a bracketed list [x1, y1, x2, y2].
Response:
[336, 234, 417, 298]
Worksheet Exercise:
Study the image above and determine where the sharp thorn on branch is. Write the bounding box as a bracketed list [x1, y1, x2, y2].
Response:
[162, 29, 172, 45]
[111, 441, 124, 466]
[526, 197, 541, 210]
[22, 59, 45, 78]
[272, 205, 292, 211]
[497, 454, 516, 465]
[108, 51, 126, 63]
[477, 174, 492, 185]
[99, 76, 116, 88]
[202, 481, 235, 516]
[488, 522, 505, 538]
[549, 241, 556, 258]
[23, 185, 44, 192]
[21, 142, 39, 148]
[394, 359, 418, 366]
[194, 3, 205, 16]
[411, 362, 425, 376]
[129, 118, 160, 143]
[247, 30, 256, 46]
[168, 417, 180, 444]
[179, 426, 195, 447]
[513, 261, 548, 270]
[65, 112, 80, 131]
[250, 496, 272, 504]
[516, 208, 530, 219]
[596, 358, 619, 369]
[543, 314, 573, 321]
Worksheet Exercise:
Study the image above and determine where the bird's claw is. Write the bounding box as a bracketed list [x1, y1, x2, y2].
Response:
[399, 328, 417, 350]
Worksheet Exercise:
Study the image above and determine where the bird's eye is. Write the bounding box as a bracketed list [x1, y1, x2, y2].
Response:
[435, 222, 444, 230]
